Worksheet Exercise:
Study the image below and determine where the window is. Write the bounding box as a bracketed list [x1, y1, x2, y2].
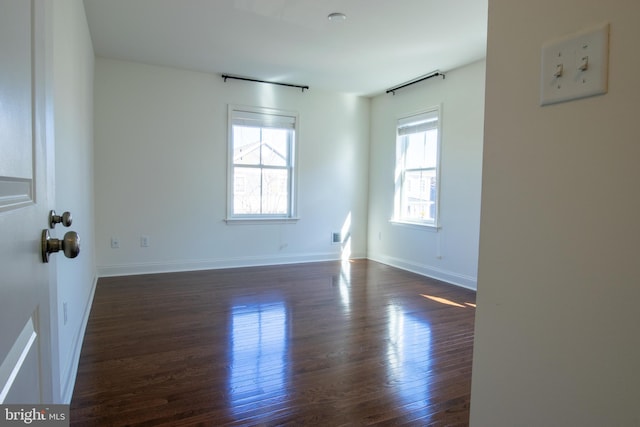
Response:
[394, 107, 441, 227]
[228, 106, 297, 220]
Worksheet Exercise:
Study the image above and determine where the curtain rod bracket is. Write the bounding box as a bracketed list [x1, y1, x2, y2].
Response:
[386, 71, 445, 95]
[222, 74, 309, 92]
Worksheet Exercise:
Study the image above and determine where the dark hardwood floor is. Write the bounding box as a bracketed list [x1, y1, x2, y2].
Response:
[70, 260, 476, 426]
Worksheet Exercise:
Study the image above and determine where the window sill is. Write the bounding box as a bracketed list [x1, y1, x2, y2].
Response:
[225, 217, 300, 225]
[389, 219, 440, 231]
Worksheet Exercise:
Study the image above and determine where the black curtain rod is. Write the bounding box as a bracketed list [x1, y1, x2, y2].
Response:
[222, 74, 309, 92]
[386, 71, 445, 95]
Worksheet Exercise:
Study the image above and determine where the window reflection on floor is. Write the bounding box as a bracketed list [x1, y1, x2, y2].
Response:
[337, 261, 351, 311]
[229, 300, 288, 413]
[387, 304, 432, 413]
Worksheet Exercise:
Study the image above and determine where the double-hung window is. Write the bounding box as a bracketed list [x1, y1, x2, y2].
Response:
[394, 107, 441, 227]
[228, 106, 297, 220]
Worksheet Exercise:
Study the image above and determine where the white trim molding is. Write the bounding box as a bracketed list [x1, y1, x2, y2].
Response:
[61, 274, 98, 404]
[97, 252, 367, 278]
[368, 254, 477, 290]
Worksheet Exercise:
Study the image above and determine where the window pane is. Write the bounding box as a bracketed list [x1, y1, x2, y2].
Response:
[229, 106, 296, 219]
[233, 126, 261, 165]
[233, 167, 261, 214]
[404, 133, 425, 169]
[404, 129, 438, 169]
[401, 169, 437, 223]
[261, 169, 288, 214]
[234, 175, 245, 194]
[261, 128, 289, 166]
[394, 108, 440, 226]
[424, 130, 438, 169]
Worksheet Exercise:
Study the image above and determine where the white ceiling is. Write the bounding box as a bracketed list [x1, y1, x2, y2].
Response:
[83, 0, 488, 97]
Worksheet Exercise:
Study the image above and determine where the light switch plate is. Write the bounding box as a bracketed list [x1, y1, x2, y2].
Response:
[540, 22, 609, 106]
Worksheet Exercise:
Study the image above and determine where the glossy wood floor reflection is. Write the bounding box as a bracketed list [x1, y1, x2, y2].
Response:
[70, 260, 476, 426]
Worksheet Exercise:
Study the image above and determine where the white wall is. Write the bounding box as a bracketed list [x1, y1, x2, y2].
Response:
[367, 60, 485, 289]
[94, 58, 370, 275]
[51, 0, 96, 403]
[471, 1, 640, 425]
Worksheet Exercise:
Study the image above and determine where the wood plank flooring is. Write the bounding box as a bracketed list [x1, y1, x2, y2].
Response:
[70, 260, 476, 426]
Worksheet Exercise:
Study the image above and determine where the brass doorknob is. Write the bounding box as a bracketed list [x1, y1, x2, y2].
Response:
[41, 230, 80, 263]
[49, 210, 72, 228]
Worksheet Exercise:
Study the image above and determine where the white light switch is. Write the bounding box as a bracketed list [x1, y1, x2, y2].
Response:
[540, 22, 609, 106]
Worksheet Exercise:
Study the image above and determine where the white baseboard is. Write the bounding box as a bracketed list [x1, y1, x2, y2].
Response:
[96, 253, 472, 290]
[96, 251, 366, 277]
[368, 254, 477, 290]
[60, 273, 98, 404]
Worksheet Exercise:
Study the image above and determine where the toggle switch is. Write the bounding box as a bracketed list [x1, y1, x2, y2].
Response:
[540, 22, 609, 105]
[553, 63, 564, 78]
[578, 55, 589, 71]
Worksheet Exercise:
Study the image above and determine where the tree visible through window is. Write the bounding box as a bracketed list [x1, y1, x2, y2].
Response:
[394, 108, 441, 226]
[228, 106, 297, 219]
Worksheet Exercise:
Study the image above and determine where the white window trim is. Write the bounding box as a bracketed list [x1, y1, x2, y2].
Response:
[224, 217, 300, 225]
[389, 218, 441, 231]
[226, 104, 299, 223]
[392, 105, 442, 229]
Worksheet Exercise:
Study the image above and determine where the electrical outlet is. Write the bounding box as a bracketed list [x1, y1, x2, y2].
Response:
[140, 236, 149, 247]
[332, 232, 341, 244]
[111, 237, 120, 249]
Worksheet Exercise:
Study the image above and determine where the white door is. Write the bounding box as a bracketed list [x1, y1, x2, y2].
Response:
[0, 0, 54, 403]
